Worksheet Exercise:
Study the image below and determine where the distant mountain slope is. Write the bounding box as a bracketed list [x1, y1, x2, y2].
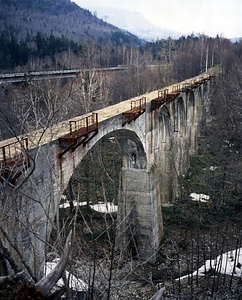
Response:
[89, 7, 183, 41]
[0, 0, 141, 44]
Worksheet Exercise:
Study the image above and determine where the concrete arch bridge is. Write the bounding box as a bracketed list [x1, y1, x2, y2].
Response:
[0, 71, 216, 279]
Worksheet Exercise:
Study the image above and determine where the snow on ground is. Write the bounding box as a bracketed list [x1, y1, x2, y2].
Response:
[176, 247, 242, 281]
[202, 166, 218, 171]
[90, 202, 117, 213]
[59, 200, 87, 209]
[190, 193, 210, 203]
[209, 166, 218, 171]
[45, 258, 88, 291]
[59, 200, 118, 213]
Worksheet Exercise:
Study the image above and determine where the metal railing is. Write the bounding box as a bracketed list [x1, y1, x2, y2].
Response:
[0, 137, 29, 165]
[69, 113, 98, 138]
[130, 97, 146, 110]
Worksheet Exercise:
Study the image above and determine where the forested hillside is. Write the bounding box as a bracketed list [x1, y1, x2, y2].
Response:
[0, 0, 140, 44]
[0, 0, 236, 75]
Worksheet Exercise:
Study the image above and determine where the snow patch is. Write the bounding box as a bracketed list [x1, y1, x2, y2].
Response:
[90, 202, 117, 213]
[59, 201, 87, 209]
[59, 201, 118, 213]
[202, 166, 218, 171]
[190, 193, 210, 203]
[45, 259, 88, 291]
[176, 247, 242, 281]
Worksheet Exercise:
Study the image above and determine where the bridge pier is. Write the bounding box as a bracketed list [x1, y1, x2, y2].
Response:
[116, 166, 163, 262]
[0, 144, 60, 280]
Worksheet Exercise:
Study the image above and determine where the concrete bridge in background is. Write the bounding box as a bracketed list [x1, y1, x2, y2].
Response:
[0, 65, 166, 84]
[0, 70, 216, 279]
[0, 66, 128, 84]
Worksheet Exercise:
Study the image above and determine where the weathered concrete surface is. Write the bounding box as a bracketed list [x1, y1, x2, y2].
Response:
[0, 73, 215, 278]
[116, 167, 163, 262]
[0, 142, 59, 279]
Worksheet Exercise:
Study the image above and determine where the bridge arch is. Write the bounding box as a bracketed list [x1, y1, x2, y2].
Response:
[187, 91, 197, 154]
[109, 129, 147, 170]
[176, 96, 186, 135]
[59, 128, 147, 194]
[188, 91, 195, 107]
[157, 105, 175, 204]
[158, 105, 172, 145]
[170, 96, 186, 136]
[58, 127, 156, 260]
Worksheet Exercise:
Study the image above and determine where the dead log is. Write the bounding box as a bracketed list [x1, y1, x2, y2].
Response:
[35, 230, 72, 297]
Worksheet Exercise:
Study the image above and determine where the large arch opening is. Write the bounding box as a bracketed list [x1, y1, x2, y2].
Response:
[60, 129, 147, 207]
[52, 129, 147, 270]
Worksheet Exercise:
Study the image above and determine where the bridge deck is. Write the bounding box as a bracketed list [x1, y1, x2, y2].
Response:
[0, 70, 218, 159]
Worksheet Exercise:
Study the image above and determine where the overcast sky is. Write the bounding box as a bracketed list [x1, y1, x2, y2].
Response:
[73, 0, 242, 38]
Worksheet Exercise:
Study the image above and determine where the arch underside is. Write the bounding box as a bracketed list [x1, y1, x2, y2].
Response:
[61, 128, 158, 260]
[106, 129, 147, 170]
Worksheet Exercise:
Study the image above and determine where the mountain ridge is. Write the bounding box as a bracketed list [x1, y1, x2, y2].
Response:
[86, 7, 183, 41]
[0, 0, 141, 45]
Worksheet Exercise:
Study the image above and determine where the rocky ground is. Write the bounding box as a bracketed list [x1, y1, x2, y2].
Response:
[110, 224, 242, 300]
[1, 213, 242, 300]
[62, 213, 242, 300]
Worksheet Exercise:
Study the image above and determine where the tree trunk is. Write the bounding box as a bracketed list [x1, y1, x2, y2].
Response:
[35, 230, 72, 297]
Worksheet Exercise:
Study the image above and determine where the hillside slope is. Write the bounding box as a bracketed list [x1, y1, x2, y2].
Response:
[0, 0, 141, 44]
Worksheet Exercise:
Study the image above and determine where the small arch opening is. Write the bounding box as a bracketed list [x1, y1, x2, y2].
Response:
[173, 97, 185, 133]
[159, 106, 171, 143]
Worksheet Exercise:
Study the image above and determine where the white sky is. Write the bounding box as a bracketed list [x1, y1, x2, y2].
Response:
[73, 0, 242, 38]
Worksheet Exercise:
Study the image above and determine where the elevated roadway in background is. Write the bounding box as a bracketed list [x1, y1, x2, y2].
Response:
[0, 65, 168, 84]
[0, 66, 127, 84]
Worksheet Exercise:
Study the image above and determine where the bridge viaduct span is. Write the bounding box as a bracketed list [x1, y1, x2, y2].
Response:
[0, 71, 216, 279]
[0, 66, 127, 84]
